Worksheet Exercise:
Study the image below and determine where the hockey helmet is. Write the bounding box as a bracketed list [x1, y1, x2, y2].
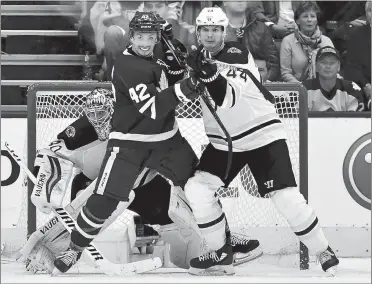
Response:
[196, 7, 229, 32]
[129, 11, 161, 38]
[84, 88, 114, 141]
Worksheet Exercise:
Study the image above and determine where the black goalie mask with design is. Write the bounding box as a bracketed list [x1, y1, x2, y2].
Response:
[83, 88, 114, 141]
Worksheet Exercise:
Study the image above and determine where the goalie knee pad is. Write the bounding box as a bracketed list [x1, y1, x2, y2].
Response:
[184, 171, 227, 250]
[31, 150, 74, 214]
[270, 188, 328, 255]
[168, 185, 203, 241]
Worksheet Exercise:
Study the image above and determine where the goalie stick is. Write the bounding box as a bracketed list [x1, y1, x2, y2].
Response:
[161, 34, 233, 180]
[4, 142, 162, 276]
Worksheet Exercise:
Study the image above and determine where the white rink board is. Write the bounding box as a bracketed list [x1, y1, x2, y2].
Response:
[1, 257, 370, 283]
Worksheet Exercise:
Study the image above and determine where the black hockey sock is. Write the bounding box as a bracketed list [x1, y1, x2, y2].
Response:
[71, 194, 119, 250]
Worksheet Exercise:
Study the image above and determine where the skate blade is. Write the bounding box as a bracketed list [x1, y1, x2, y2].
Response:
[326, 266, 338, 277]
[233, 249, 263, 266]
[51, 267, 61, 277]
[188, 264, 235, 276]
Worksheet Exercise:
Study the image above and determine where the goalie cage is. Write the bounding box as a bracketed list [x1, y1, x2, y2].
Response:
[4, 81, 309, 269]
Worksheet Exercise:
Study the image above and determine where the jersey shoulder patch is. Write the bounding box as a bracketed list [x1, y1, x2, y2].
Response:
[218, 42, 249, 64]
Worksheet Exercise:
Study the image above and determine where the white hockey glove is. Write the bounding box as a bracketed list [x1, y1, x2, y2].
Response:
[18, 217, 70, 273]
[31, 144, 74, 214]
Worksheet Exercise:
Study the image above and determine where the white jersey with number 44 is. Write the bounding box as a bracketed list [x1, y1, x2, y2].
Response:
[201, 42, 287, 152]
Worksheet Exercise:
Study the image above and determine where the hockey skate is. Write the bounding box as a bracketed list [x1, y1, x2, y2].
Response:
[317, 246, 339, 276]
[53, 247, 82, 273]
[188, 242, 235, 275]
[230, 233, 263, 266]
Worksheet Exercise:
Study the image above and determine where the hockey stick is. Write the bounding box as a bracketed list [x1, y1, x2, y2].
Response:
[161, 35, 233, 180]
[4, 142, 162, 276]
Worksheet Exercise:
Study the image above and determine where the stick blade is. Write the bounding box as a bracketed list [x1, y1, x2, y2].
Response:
[120, 257, 163, 275]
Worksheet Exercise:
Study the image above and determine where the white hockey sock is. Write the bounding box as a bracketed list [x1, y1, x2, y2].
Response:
[184, 171, 227, 251]
[270, 188, 328, 255]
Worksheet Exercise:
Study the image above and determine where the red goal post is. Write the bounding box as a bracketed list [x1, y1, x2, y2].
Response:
[26, 81, 309, 268]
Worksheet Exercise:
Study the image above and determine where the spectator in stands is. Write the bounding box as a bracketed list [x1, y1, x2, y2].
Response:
[223, 1, 280, 81]
[77, 1, 101, 55]
[181, 1, 214, 27]
[143, 1, 196, 49]
[252, 1, 302, 39]
[280, 2, 334, 83]
[343, 1, 371, 104]
[303, 46, 365, 112]
[254, 58, 270, 82]
[318, 1, 367, 56]
[101, 1, 141, 80]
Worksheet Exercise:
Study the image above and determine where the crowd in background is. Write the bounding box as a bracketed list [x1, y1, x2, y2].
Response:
[75, 0, 371, 112]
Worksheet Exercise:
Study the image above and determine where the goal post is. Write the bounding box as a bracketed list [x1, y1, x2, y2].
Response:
[24, 81, 308, 267]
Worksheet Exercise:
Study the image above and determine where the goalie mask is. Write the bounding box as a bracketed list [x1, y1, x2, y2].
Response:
[84, 88, 114, 141]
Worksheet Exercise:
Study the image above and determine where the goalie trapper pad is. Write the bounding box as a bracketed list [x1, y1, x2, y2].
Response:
[31, 149, 74, 214]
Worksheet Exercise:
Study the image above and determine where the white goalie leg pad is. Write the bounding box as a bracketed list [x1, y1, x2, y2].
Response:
[156, 223, 205, 269]
[184, 170, 226, 250]
[19, 216, 70, 273]
[31, 150, 74, 214]
[168, 185, 203, 242]
[19, 180, 98, 272]
[270, 187, 328, 255]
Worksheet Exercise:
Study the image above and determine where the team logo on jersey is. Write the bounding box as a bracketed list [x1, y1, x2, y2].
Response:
[156, 70, 169, 92]
[156, 59, 170, 69]
[65, 126, 76, 138]
[342, 133, 371, 210]
[227, 47, 242, 54]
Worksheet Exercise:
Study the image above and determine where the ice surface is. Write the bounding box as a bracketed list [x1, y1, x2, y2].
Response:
[1, 257, 370, 283]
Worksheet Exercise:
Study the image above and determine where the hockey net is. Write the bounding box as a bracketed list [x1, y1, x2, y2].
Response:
[5, 82, 308, 265]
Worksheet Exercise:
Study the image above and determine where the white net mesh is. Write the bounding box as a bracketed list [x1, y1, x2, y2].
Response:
[7, 85, 303, 258]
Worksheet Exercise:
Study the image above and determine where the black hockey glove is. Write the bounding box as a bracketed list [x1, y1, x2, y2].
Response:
[163, 39, 188, 76]
[186, 45, 219, 83]
[175, 72, 205, 103]
[156, 14, 174, 40]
